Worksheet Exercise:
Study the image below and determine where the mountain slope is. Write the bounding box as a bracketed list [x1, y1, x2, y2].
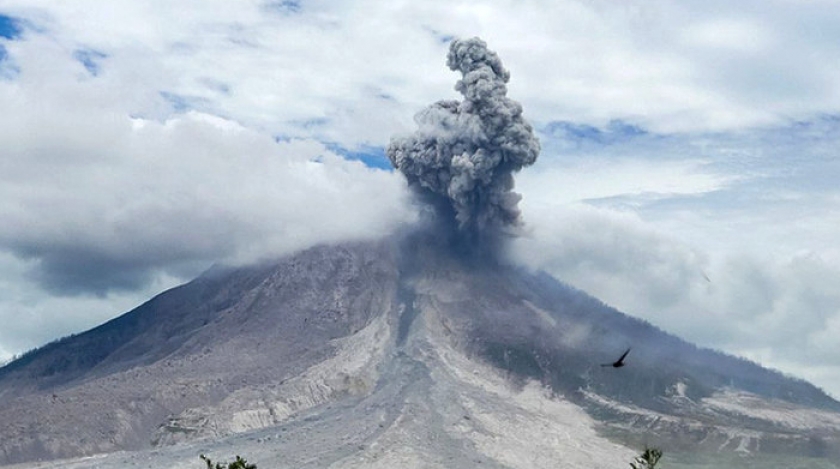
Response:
[0, 240, 399, 463]
[0, 237, 838, 467]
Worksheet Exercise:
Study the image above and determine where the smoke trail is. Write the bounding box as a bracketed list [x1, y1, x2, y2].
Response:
[387, 37, 540, 250]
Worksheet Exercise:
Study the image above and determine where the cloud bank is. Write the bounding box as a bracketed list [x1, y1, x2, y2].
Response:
[0, 37, 414, 298]
[0, 110, 412, 296]
[513, 119, 840, 397]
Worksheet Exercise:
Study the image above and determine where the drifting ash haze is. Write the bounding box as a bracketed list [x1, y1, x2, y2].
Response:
[2, 38, 840, 469]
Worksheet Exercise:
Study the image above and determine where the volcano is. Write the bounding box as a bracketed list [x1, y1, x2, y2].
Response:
[2, 37, 839, 469]
[1, 234, 839, 469]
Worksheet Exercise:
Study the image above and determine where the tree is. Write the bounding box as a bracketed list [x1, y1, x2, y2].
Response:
[630, 447, 663, 469]
[200, 454, 257, 469]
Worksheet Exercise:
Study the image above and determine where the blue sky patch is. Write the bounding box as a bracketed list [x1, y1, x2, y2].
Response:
[159, 91, 213, 113]
[0, 14, 22, 40]
[73, 49, 107, 76]
[265, 0, 302, 15]
[199, 77, 231, 95]
[376, 92, 395, 102]
[422, 26, 455, 44]
[160, 91, 192, 112]
[274, 135, 293, 143]
[0, 44, 19, 80]
[327, 143, 392, 170]
[296, 117, 329, 130]
[542, 119, 648, 146]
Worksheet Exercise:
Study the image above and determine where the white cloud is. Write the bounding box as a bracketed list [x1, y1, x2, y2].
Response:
[681, 17, 774, 53]
[512, 118, 840, 397]
[519, 156, 733, 207]
[0, 105, 413, 292]
[512, 203, 840, 398]
[0, 36, 414, 296]
[0, 38, 415, 364]
[6, 0, 840, 142]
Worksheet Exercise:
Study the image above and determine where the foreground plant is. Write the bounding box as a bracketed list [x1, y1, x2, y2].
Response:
[630, 447, 663, 469]
[200, 454, 257, 469]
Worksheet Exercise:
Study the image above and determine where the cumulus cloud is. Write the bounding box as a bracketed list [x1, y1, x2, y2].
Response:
[512, 203, 840, 397]
[6, 0, 839, 146]
[0, 39, 413, 296]
[513, 119, 840, 397]
[0, 110, 412, 294]
[512, 205, 710, 319]
[387, 37, 539, 252]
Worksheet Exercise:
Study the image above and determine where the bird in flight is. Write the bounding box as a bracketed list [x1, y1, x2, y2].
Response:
[602, 348, 631, 368]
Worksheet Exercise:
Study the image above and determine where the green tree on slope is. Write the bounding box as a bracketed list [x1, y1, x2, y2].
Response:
[200, 454, 257, 469]
[631, 447, 663, 469]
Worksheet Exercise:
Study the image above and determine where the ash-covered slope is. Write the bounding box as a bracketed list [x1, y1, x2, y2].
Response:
[404, 240, 840, 461]
[1, 237, 839, 468]
[0, 242, 393, 393]
[0, 241, 399, 464]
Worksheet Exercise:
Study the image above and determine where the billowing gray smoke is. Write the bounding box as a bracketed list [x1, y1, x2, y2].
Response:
[387, 37, 540, 252]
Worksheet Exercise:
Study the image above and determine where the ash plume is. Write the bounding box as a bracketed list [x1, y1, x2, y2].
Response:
[387, 37, 540, 253]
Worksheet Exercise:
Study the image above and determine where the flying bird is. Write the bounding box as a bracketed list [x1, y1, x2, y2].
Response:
[602, 348, 631, 368]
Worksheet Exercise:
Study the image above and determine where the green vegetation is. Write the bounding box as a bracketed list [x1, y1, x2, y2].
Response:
[196, 447, 667, 468]
[631, 447, 663, 469]
[200, 454, 257, 469]
[193, 444, 840, 469]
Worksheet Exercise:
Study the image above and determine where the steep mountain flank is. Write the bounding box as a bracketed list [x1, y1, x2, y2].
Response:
[0, 237, 838, 467]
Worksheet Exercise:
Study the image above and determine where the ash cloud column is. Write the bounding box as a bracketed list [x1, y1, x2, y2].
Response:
[387, 37, 540, 254]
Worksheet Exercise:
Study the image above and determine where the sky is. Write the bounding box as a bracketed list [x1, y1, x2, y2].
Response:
[1, 0, 840, 398]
